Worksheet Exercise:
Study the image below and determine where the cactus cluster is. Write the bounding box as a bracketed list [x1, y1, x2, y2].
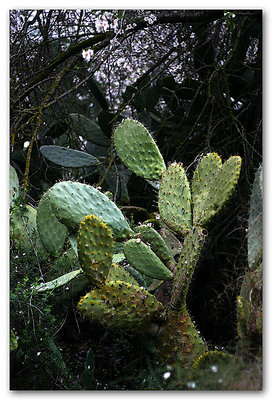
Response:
[30, 118, 242, 368]
[113, 119, 242, 364]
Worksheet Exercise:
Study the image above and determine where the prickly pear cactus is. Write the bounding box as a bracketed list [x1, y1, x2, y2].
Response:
[77, 215, 114, 286]
[48, 181, 132, 239]
[237, 165, 263, 354]
[10, 204, 46, 256]
[36, 181, 132, 254]
[33, 119, 244, 369]
[248, 164, 263, 270]
[192, 153, 242, 226]
[171, 227, 207, 310]
[114, 119, 166, 181]
[158, 162, 192, 235]
[78, 280, 165, 331]
[124, 239, 173, 280]
[40, 145, 99, 168]
[156, 309, 207, 367]
[135, 224, 175, 270]
[106, 263, 139, 286]
[36, 191, 68, 256]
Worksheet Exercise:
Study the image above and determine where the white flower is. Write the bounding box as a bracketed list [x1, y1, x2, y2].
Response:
[111, 19, 119, 33]
[82, 48, 94, 62]
[101, 19, 109, 31]
[104, 12, 113, 20]
[187, 382, 196, 389]
[144, 14, 157, 25]
[136, 238, 141, 243]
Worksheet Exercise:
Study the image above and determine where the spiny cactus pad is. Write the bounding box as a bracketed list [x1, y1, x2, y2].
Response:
[248, 164, 263, 270]
[124, 239, 173, 280]
[158, 162, 192, 234]
[36, 191, 68, 255]
[10, 204, 47, 256]
[192, 154, 242, 226]
[10, 205, 37, 248]
[135, 224, 175, 269]
[78, 215, 114, 286]
[114, 119, 166, 180]
[106, 263, 139, 286]
[77, 280, 165, 330]
[48, 181, 132, 239]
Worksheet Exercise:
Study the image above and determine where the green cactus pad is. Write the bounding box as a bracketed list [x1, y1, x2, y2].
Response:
[114, 119, 166, 180]
[36, 268, 83, 292]
[192, 154, 242, 226]
[10, 205, 37, 247]
[106, 263, 139, 286]
[10, 204, 46, 257]
[158, 162, 192, 234]
[248, 165, 263, 269]
[77, 215, 114, 286]
[124, 239, 173, 280]
[135, 224, 175, 269]
[10, 165, 19, 207]
[40, 145, 99, 168]
[77, 280, 165, 330]
[191, 152, 222, 210]
[48, 181, 132, 239]
[36, 191, 68, 255]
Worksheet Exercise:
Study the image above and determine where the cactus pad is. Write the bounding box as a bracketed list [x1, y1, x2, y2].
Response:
[135, 224, 175, 269]
[106, 263, 139, 286]
[158, 162, 192, 234]
[40, 145, 99, 168]
[114, 119, 166, 180]
[124, 239, 173, 280]
[192, 154, 242, 226]
[248, 165, 263, 269]
[48, 181, 132, 239]
[36, 191, 68, 255]
[77, 215, 114, 286]
[77, 280, 165, 330]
